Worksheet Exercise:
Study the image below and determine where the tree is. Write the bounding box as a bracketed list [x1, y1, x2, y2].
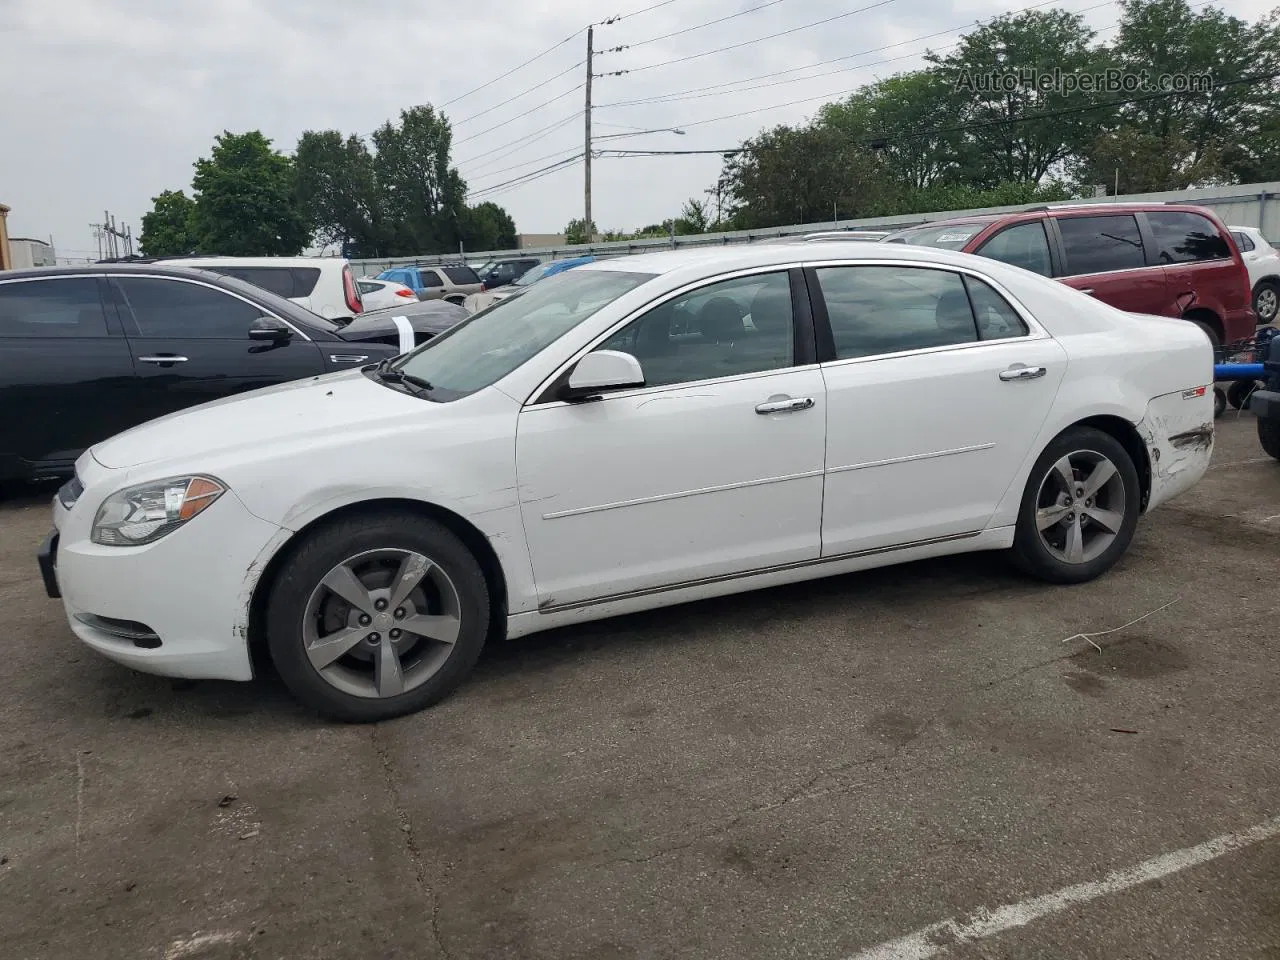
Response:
[373, 106, 466, 255]
[139, 189, 197, 256]
[295, 130, 380, 256]
[460, 201, 518, 251]
[926, 10, 1107, 186]
[190, 131, 308, 256]
[564, 218, 597, 244]
[1075, 128, 1221, 195]
[677, 198, 711, 234]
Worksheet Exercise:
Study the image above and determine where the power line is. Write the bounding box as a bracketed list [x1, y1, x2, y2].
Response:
[598, 0, 684, 25]
[442, 28, 585, 108]
[467, 146, 585, 182]
[457, 111, 580, 168]
[597, 0, 899, 77]
[454, 82, 583, 146]
[597, 0, 1094, 107]
[600, 0, 791, 54]
[467, 154, 584, 200]
[452, 63, 584, 129]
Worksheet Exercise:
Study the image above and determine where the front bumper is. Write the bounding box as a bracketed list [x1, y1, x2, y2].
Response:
[1251, 388, 1280, 421]
[46, 483, 284, 682]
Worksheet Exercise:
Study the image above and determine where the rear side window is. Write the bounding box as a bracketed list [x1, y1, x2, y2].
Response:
[1148, 211, 1231, 263]
[1232, 230, 1255, 252]
[115, 278, 265, 339]
[209, 266, 296, 298]
[442, 266, 479, 284]
[420, 270, 443, 288]
[963, 276, 1030, 340]
[974, 221, 1053, 277]
[814, 266, 977, 360]
[291, 267, 321, 296]
[1055, 215, 1146, 275]
[0, 278, 110, 338]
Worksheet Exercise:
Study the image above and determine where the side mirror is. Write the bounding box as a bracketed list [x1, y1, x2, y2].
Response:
[248, 316, 292, 342]
[560, 350, 645, 402]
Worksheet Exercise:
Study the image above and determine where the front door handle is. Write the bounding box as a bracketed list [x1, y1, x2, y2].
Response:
[138, 355, 189, 365]
[999, 365, 1047, 382]
[755, 395, 815, 414]
[1079, 288, 1096, 295]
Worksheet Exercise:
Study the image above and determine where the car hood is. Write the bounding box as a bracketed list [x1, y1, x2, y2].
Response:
[90, 367, 431, 470]
[338, 300, 470, 339]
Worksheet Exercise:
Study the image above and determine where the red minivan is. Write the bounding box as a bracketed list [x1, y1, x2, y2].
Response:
[885, 203, 1254, 346]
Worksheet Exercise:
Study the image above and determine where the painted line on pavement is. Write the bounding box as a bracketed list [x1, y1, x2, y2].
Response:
[846, 814, 1280, 960]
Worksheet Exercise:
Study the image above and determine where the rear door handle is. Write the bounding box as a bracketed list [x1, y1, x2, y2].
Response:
[138, 355, 189, 365]
[999, 365, 1047, 382]
[755, 396, 815, 414]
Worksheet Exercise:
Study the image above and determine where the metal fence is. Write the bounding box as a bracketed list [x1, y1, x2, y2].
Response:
[347, 181, 1280, 277]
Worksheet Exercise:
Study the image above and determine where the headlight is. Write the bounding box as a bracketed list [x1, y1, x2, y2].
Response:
[91, 476, 226, 546]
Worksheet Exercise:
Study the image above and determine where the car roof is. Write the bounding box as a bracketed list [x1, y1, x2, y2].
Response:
[0, 262, 249, 283]
[154, 256, 348, 268]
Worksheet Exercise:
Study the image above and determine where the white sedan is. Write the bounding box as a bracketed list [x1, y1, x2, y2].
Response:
[355, 277, 418, 310]
[38, 242, 1215, 722]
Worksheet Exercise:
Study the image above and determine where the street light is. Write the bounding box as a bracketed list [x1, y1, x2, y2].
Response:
[593, 127, 687, 141]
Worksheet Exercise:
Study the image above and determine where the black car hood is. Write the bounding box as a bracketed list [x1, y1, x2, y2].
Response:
[337, 300, 470, 341]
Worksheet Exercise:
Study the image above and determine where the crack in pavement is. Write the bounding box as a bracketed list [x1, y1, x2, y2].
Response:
[372, 726, 454, 960]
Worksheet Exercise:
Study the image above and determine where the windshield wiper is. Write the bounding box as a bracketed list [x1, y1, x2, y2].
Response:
[371, 357, 435, 394]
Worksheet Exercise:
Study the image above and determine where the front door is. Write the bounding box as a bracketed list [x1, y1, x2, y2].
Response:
[515, 269, 827, 609]
[110, 276, 326, 424]
[811, 264, 1067, 555]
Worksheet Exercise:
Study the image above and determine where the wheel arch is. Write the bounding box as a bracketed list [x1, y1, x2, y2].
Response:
[246, 497, 510, 657]
[1182, 306, 1223, 344]
[1253, 274, 1280, 290]
[1069, 414, 1153, 512]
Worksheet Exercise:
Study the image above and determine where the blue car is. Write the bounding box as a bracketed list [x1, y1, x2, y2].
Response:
[463, 256, 596, 313]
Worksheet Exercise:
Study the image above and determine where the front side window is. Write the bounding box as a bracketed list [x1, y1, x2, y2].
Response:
[975, 221, 1053, 277]
[0, 278, 110, 338]
[597, 271, 795, 389]
[815, 266, 977, 360]
[1056, 215, 1146, 274]
[395, 269, 654, 399]
[115, 278, 265, 339]
[1148, 211, 1231, 263]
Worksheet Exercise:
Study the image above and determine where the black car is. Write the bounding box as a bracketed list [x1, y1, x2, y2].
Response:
[478, 257, 540, 290]
[0, 264, 444, 483]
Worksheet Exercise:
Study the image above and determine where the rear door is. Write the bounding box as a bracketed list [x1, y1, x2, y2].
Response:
[1049, 213, 1168, 315]
[418, 269, 445, 300]
[1145, 209, 1251, 341]
[0, 275, 137, 476]
[111, 275, 327, 423]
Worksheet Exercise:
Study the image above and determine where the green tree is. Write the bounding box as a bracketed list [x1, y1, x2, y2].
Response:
[677, 198, 711, 234]
[1101, 0, 1280, 189]
[190, 131, 308, 255]
[373, 106, 466, 255]
[564, 218, 597, 244]
[295, 130, 380, 256]
[139, 189, 198, 256]
[460, 201, 518, 251]
[926, 9, 1106, 186]
[1075, 128, 1222, 196]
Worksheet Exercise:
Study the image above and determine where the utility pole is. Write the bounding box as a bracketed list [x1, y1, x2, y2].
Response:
[584, 25, 593, 245]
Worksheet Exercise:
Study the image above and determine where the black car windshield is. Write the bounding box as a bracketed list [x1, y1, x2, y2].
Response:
[884, 222, 990, 249]
[393, 269, 654, 399]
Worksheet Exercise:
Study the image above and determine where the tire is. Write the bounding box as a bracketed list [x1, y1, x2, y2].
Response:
[1260, 377, 1280, 461]
[1227, 379, 1257, 411]
[444, 295, 465, 306]
[1189, 318, 1221, 349]
[266, 511, 490, 722]
[1214, 387, 1227, 419]
[1254, 281, 1280, 325]
[1010, 427, 1142, 585]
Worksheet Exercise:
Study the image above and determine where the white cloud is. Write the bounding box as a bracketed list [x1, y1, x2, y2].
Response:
[1, 0, 1273, 257]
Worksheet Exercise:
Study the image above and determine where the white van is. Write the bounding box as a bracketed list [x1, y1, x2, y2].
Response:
[155, 256, 364, 319]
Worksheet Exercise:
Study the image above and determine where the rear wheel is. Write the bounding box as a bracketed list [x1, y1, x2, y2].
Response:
[1189, 317, 1221, 349]
[1011, 427, 1141, 584]
[1260, 377, 1280, 461]
[1227, 379, 1258, 410]
[266, 512, 490, 722]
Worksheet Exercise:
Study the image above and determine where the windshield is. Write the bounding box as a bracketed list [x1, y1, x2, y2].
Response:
[393, 269, 654, 399]
[884, 222, 990, 249]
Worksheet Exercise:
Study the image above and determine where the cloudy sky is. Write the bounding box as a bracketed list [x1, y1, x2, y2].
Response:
[2, 0, 1273, 260]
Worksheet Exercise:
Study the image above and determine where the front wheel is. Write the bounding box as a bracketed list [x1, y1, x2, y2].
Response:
[1010, 427, 1141, 584]
[266, 512, 490, 722]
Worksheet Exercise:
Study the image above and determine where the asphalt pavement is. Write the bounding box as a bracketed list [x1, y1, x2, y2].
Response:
[1, 414, 1278, 960]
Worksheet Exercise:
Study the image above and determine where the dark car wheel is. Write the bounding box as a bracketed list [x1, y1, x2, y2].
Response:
[1254, 281, 1279, 325]
[1010, 427, 1141, 584]
[1260, 377, 1280, 461]
[266, 511, 490, 722]
[1227, 379, 1258, 410]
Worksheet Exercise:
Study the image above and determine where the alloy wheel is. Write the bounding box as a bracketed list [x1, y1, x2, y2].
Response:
[1257, 287, 1278, 322]
[302, 548, 462, 699]
[1034, 450, 1127, 565]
